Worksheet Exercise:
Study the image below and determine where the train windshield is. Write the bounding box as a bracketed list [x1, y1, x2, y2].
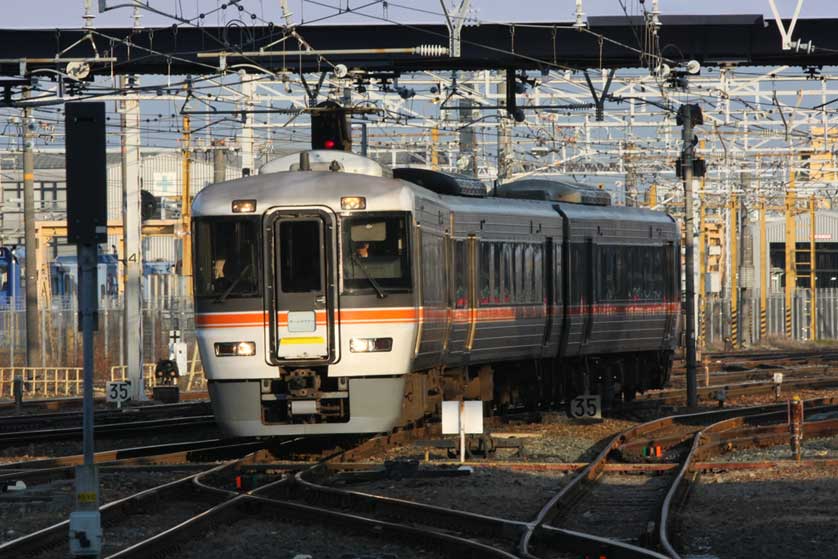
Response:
[342, 213, 411, 293]
[193, 217, 260, 299]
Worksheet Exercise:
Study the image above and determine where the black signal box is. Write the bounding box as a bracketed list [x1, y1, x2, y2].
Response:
[310, 100, 352, 152]
[65, 102, 107, 245]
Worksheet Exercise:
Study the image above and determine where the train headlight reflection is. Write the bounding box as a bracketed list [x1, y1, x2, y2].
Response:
[349, 337, 392, 353]
[214, 341, 257, 357]
[341, 196, 366, 210]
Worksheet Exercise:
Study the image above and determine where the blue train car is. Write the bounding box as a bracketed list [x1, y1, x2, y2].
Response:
[0, 247, 21, 307]
[50, 254, 119, 299]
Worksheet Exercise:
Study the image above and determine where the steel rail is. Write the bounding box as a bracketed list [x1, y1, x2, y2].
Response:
[640, 374, 838, 406]
[103, 429, 522, 559]
[0, 401, 212, 433]
[519, 397, 838, 559]
[0, 415, 217, 446]
[0, 440, 312, 558]
[0, 391, 209, 413]
[658, 402, 838, 558]
[0, 438, 265, 487]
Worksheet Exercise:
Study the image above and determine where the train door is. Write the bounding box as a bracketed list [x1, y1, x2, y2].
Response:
[445, 237, 470, 365]
[269, 209, 335, 363]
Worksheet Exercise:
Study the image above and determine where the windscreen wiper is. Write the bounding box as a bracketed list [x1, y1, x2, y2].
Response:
[214, 264, 253, 303]
[350, 253, 387, 299]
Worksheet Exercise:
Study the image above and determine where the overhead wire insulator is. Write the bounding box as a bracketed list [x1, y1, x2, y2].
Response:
[413, 45, 449, 57]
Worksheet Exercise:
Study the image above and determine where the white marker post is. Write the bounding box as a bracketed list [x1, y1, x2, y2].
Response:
[441, 400, 484, 463]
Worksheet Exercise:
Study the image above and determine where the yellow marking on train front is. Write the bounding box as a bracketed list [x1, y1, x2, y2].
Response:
[279, 337, 325, 345]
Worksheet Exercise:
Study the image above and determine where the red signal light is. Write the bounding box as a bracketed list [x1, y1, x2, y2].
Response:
[324, 139, 336, 149]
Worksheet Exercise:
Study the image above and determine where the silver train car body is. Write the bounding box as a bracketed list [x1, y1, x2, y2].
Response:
[192, 151, 680, 437]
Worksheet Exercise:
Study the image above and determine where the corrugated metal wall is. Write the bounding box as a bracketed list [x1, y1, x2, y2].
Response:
[704, 288, 838, 346]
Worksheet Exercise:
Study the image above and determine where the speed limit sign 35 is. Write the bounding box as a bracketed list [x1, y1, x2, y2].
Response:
[569, 394, 602, 420]
[107, 381, 132, 405]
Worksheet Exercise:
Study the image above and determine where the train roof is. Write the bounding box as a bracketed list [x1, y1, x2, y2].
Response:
[193, 169, 416, 216]
[393, 168, 488, 198]
[496, 177, 612, 206]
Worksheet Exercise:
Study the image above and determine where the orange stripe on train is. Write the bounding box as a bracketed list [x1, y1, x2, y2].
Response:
[196, 302, 678, 328]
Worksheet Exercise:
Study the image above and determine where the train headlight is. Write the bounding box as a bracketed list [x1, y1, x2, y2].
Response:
[214, 341, 257, 357]
[232, 199, 257, 213]
[341, 196, 366, 210]
[349, 337, 392, 353]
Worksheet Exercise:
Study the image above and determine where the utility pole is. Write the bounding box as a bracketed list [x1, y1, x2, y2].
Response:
[458, 96, 477, 176]
[497, 75, 511, 181]
[760, 197, 768, 341]
[181, 115, 192, 296]
[121, 75, 144, 401]
[239, 70, 254, 176]
[809, 194, 817, 340]
[698, 176, 706, 348]
[679, 103, 701, 409]
[729, 193, 739, 349]
[212, 139, 226, 183]
[785, 168, 796, 338]
[22, 89, 39, 366]
[430, 126, 440, 171]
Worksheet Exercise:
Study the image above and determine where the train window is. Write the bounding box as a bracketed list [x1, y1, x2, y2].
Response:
[503, 244, 513, 303]
[524, 244, 534, 303]
[278, 221, 322, 293]
[193, 217, 260, 299]
[533, 245, 543, 303]
[493, 243, 502, 304]
[422, 232, 445, 304]
[479, 243, 492, 305]
[342, 213, 411, 293]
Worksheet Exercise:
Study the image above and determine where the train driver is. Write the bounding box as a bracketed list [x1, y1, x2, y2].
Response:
[355, 242, 370, 259]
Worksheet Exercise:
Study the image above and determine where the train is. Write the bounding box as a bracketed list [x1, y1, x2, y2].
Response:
[0, 247, 21, 307]
[192, 150, 680, 437]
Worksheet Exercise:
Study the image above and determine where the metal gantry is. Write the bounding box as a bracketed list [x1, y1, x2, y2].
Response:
[2, 9, 838, 352]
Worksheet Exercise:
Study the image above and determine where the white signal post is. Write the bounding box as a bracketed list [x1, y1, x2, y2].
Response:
[442, 400, 483, 463]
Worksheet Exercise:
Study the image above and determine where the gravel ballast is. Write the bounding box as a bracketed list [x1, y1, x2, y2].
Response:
[676, 464, 838, 559]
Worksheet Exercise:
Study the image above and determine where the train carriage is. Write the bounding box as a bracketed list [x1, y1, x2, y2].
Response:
[192, 150, 680, 437]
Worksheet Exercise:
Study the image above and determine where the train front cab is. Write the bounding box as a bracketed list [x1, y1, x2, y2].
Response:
[194, 199, 413, 436]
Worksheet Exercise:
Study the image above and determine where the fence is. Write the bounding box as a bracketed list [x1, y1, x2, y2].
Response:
[1, 288, 196, 370]
[0, 360, 206, 400]
[702, 288, 838, 348]
[0, 367, 84, 398]
[109, 359, 206, 392]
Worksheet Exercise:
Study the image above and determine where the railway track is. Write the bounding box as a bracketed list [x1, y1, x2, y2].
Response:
[522, 397, 838, 559]
[4, 399, 837, 558]
[71, 427, 525, 558]
[0, 415, 217, 447]
[703, 348, 838, 362]
[638, 371, 838, 407]
[0, 401, 212, 433]
[0, 392, 209, 415]
[0, 438, 266, 489]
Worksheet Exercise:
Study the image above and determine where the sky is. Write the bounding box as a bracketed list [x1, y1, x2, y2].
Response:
[4, 0, 838, 29]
